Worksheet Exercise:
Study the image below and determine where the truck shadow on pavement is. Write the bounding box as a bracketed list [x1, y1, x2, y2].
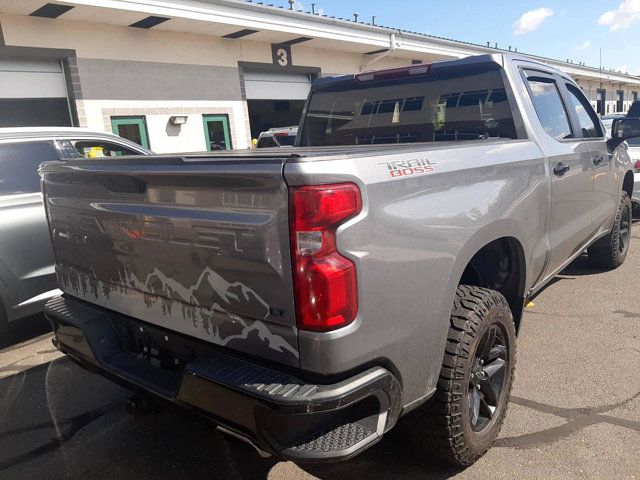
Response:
[1, 358, 638, 480]
[0, 314, 51, 351]
[0, 358, 464, 480]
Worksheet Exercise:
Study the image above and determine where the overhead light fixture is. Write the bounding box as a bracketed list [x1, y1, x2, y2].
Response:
[169, 115, 188, 125]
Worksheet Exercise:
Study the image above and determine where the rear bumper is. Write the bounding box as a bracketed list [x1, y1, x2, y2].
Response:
[44, 295, 401, 462]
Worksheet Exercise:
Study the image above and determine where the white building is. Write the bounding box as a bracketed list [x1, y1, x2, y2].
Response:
[1, 0, 639, 152]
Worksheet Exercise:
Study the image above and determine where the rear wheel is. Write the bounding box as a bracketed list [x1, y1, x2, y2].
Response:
[404, 285, 516, 466]
[588, 191, 632, 270]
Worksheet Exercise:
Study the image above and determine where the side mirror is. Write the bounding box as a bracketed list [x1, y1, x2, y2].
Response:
[607, 117, 640, 151]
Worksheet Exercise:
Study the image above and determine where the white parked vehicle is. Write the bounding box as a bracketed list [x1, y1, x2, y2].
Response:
[256, 126, 297, 148]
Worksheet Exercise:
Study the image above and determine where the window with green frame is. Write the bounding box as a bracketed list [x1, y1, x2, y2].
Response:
[111, 116, 150, 149]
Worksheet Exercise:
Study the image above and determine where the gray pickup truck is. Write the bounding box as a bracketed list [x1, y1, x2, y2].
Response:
[40, 54, 640, 467]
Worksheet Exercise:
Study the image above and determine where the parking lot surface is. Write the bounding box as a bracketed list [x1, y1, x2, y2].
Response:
[0, 225, 639, 480]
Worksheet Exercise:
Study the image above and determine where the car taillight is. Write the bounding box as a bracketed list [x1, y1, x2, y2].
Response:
[290, 183, 362, 331]
[634, 160, 640, 173]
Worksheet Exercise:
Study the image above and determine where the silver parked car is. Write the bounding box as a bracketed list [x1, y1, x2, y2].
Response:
[0, 127, 150, 332]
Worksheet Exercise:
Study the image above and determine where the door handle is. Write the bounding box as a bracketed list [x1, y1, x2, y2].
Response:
[593, 155, 604, 166]
[553, 162, 570, 176]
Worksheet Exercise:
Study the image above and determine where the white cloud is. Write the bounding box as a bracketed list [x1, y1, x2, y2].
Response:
[578, 40, 591, 49]
[598, 0, 640, 31]
[513, 7, 554, 35]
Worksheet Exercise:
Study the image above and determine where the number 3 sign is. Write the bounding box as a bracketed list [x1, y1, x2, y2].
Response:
[271, 44, 292, 67]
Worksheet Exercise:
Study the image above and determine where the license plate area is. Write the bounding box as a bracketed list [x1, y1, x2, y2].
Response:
[112, 317, 198, 373]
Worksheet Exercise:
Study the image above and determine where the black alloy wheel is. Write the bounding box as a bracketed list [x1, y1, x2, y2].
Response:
[618, 201, 631, 256]
[468, 324, 508, 432]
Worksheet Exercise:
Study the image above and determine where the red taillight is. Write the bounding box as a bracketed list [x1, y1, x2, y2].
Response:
[290, 183, 362, 331]
[634, 160, 640, 172]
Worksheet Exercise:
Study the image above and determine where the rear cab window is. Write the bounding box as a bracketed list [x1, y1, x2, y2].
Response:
[274, 134, 296, 146]
[299, 62, 519, 146]
[0, 141, 60, 195]
[257, 136, 278, 148]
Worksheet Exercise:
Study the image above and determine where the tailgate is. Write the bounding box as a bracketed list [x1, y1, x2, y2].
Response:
[40, 157, 299, 366]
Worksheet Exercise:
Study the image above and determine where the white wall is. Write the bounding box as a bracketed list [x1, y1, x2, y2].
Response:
[82, 99, 250, 152]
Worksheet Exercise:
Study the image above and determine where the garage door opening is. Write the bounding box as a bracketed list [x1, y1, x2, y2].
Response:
[243, 69, 314, 140]
[247, 99, 306, 139]
[0, 59, 72, 127]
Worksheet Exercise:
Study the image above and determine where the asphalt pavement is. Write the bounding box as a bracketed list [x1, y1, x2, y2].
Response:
[1, 225, 639, 480]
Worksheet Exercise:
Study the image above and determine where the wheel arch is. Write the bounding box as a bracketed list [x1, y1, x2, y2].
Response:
[451, 222, 529, 333]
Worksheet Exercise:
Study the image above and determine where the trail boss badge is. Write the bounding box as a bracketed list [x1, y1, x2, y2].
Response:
[379, 158, 437, 178]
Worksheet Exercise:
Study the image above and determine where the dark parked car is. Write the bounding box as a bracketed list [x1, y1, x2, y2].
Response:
[0, 128, 150, 332]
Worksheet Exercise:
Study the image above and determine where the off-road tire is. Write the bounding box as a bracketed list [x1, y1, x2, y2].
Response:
[588, 191, 632, 270]
[403, 285, 516, 466]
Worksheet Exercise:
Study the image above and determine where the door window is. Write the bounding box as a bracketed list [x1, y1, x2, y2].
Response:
[203, 115, 232, 150]
[526, 77, 572, 140]
[111, 116, 150, 149]
[0, 141, 60, 194]
[564, 84, 603, 138]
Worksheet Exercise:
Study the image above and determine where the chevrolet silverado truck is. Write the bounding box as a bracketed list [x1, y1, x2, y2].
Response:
[40, 54, 640, 466]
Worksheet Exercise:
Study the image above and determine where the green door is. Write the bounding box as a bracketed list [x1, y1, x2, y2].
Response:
[111, 116, 150, 149]
[203, 115, 232, 151]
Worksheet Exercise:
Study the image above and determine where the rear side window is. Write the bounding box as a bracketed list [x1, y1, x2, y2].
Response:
[299, 63, 518, 146]
[564, 84, 603, 138]
[526, 77, 572, 140]
[71, 140, 142, 158]
[0, 141, 60, 195]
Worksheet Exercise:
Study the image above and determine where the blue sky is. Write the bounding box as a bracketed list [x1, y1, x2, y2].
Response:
[284, 1, 640, 75]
